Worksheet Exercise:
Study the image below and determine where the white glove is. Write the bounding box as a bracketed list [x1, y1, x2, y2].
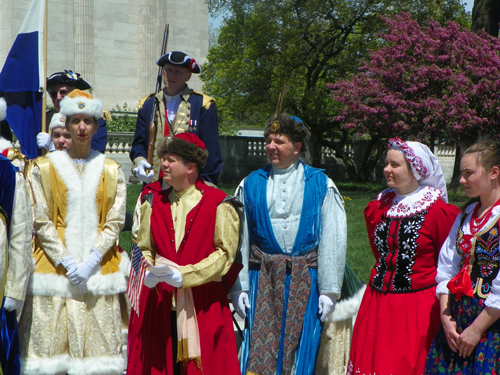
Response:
[318, 294, 337, 322]
[133, 160, 154, 184]
[59, 256, 87, 292]
[160, 268, 182, 288]
[67, 249, 102, 286]
[60, 256, 77, 275]
[36, 132, 51, 150]
[4, 297, 23, 312]
[231, 292, 251, 319]
[144, 271, 161, 288]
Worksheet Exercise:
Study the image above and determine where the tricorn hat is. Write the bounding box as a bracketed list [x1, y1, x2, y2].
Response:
[46, 70, 91, 90]
[156, 51, 201, 73]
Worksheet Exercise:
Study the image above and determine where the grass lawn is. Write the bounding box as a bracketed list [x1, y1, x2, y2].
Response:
[120, 181, 469, 284]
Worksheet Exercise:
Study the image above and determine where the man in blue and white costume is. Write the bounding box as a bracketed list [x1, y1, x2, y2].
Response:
[232, 113, 347, 375]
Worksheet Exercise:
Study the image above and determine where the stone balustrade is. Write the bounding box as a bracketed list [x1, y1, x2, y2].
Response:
[105, 132, 135, 155]
[12, 134, 459, 183]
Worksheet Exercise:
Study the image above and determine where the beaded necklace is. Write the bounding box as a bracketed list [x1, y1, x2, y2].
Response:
[469, 198, 500, 234]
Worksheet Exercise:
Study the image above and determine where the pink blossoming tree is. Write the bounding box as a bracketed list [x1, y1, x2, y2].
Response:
[329, 13, 500, 183]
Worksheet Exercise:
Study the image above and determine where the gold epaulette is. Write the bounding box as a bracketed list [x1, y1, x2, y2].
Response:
[137, 93, 156, 110]
[102, 109, 112, 122]
[193, 91, 216, 110]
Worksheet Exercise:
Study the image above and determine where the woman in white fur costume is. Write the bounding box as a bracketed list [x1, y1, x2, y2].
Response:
[19, 90, 129, 375]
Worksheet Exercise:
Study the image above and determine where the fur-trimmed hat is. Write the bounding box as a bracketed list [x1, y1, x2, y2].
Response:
[156, 51, 201, 73]
[264, 113, 310, 152]
[59, 89, 103, 120]
[46, 70, 91, 90]
[0, 98, 6, 122]
[157, 133, 208, 171]
[49, 113, 67, 132]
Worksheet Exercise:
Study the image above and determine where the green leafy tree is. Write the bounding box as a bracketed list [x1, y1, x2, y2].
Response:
[203, 0, 470, 176]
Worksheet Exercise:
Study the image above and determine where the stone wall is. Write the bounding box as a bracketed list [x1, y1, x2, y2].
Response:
[0, 0, 209, 111]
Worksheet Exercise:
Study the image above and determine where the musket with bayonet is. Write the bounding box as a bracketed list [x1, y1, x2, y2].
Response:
[146, 24, 170, 166]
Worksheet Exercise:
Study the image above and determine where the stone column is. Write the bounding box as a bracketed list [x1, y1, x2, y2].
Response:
[73, 0, 95, 87]
[137, 0, 165, 98]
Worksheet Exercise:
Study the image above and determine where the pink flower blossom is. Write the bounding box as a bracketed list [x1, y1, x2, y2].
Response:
[329, 13, 500, 140]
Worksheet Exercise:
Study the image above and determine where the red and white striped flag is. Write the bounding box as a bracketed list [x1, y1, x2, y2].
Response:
[127, 242, 148, 316]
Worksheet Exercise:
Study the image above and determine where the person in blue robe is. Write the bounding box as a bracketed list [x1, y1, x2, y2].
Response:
[232, 113, 347, 375]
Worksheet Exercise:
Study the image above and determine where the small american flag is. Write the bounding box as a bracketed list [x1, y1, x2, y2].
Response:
[127, 242, 148, 316]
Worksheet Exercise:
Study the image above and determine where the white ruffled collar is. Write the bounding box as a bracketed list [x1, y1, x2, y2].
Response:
[377, 185, 442, 218]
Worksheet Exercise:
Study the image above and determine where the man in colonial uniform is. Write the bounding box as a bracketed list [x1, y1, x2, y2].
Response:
[130, 51, 222, 185]
[127, 133, 240, 375]
[0, 97, 33, 375]
[233, 113, 348, 375]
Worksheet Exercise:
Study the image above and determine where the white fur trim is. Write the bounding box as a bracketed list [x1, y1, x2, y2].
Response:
[327, 284, 366, 323]
[59, 95, 103, 119]
[0, 98, 6, 121]
[70, 355, 126, 375]
[120, 249, 131, 278]
[48, 150, 104, 263]
[22, 354, 126, 375]
[49, 112, 66, 131]
[22, 354, 70, 375]
[0, 137, 13, 153]
[28, 252, 129, 297]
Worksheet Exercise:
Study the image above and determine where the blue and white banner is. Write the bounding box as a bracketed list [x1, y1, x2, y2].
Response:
[0, 0, 45, 159]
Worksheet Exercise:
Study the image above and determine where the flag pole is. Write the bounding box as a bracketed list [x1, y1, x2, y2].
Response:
[41, 0, 47, 133]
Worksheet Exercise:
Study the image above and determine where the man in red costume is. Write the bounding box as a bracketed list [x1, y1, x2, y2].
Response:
[127, 133, 242, 375]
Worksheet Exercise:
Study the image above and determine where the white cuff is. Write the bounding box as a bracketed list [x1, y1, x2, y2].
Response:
[436, 281, 450, 296]
[86, 247, 103, 269]
[485, 293, 500, 310]
[57, 256, 76, 269]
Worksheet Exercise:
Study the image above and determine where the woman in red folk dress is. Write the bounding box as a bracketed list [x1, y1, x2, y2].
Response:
[348, 138, 459, 375]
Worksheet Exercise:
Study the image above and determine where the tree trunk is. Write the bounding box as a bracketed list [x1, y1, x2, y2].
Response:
[357, 136, 386, 182]
[308, 131, 323, 168]
[448, 135, 479, 193]
[324, 139, 360, 181]
[429, 133, 435, 154]
[472, 0, 499, 37]
[448, 143, 463, 193]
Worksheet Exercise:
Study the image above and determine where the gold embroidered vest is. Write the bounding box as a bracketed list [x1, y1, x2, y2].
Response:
[33, 157, 122, 275]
